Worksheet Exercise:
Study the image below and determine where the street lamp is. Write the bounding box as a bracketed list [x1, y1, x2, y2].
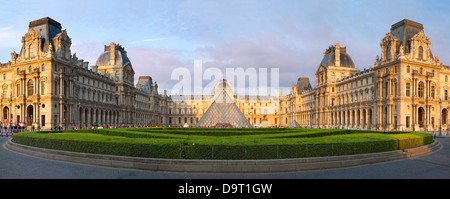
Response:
[251, 106, 253, 128]
[309, 104, 312, 129]
[447, 105, 449, 136]
[440, 98, 442, 137]
[78, 102, 81, 129]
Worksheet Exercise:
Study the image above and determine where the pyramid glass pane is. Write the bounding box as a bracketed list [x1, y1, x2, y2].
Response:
[196, 89, 251, 128]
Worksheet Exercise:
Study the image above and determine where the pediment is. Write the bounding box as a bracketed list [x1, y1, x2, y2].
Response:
[123, 63, 134, 73]
[411, 30, 430, 45]
[22, 28, 42, 42]
[315, 65, 326, 75]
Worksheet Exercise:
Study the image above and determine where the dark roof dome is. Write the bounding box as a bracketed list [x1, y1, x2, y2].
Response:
[95, 42, 131, 66]
[320, 43, 355, 68]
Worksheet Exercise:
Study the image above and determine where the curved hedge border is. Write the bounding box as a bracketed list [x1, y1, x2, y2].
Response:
[12, 128, 433, 160]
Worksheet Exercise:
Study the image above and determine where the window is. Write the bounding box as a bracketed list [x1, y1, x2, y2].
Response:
[41, 115, 45, 127]
[16, 84, 20, 96]
[407, 65, 410, 73]
[41, 82, 46, 95]
[445, 90, 448, 100]
[61, 45, 65, 58]
[443, 109, 448, 125]
[446, 76, 448, 82]
[418, 82, 424, 97]
[386, 46, 391, 60]
[29, 66, 32, 73]
[64, 81, 68, 96]
[420, 68, 423, 74]
[406, 83, 410, 97]
[431, 86, 435, 99]
[42, 64, 45, 72]
[406, 116, 410, 128]
[384, 82, 388, 97]
[28, 44, 34, 58]
[418, 46, 423, 59]
[54, 81, 58, 95]
[27, 80, 34, 96]
[394, 81, 397, 96]
[115, 71, 119, 82]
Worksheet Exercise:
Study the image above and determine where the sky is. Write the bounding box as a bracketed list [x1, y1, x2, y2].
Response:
[1, 0, 450, 96]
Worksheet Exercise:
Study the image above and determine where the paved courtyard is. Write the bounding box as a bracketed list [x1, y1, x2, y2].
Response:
[1, 137, 449, 179]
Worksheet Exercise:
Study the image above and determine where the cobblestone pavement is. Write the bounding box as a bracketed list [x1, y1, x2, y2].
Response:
[1, 137, 449, 179]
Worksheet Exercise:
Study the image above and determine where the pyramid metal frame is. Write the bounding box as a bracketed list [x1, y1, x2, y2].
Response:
[196, 89, 251, 128]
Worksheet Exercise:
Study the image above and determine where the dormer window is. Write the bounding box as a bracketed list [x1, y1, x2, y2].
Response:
[28, 44, 34, 58]
[115, 71, 119, 82]
[418, 46, 423, 59]
[386, 46, 391, 60]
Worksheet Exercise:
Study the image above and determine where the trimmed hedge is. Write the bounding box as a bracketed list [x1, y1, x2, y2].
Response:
[12, 128, 433, 160]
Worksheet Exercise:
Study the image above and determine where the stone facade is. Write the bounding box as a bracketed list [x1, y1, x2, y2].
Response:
[1, 18, 448, 131]
[0, 17, 166, 130]
[285, 19, 450, 131]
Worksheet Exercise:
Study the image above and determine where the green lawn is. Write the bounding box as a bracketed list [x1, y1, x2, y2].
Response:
[12, 128, 433, 160]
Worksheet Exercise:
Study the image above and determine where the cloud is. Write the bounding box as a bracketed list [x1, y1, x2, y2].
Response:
[195, 34, 305, 94]
[126, 46, 193, 93]
[0, 26, 20, 47]
[125, 34, 305, 97]
[130, 38, 168, 44]
[71, 41, 105, 65]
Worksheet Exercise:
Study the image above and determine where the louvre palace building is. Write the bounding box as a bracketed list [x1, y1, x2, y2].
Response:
[0, 17, 449, 131]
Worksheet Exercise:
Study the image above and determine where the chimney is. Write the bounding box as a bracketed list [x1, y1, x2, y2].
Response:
[90, 65, 98, 73]
[110, 42, 116, 66]
[335, 43, 340, 67]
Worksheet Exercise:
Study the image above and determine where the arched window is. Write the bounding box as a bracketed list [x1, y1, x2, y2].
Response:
[386, 46, 391, 60]
[16, 84, 20, 96]
[3, 107, 9, 122]
[384, 82, 388, 97]
[64, 80, 68, 97]
[418, 46, 423, 59]
[54, 80, 58, 95]
[431, 85, 435, 99]
[27, 80, 34, 96]
[2, 87, 7, 98]
[61, 45, 65, 58]
[406, 82, 411, 97]
[115, 71, 119, 82]
[443, 109, 448, 125]
[418, 81, 424, 97]
[41, 81, 46, 95]
[29, 44, 34, 58]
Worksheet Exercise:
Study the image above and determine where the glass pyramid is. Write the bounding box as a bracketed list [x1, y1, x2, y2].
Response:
[196, 80, 251, 128]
